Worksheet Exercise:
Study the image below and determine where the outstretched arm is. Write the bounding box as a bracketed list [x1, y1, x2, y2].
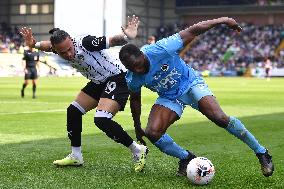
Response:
[179, 17, 242, 46]
[20, 27, 53, 52]
[109, 15, 140, 47]
[129, 91, 146, 145]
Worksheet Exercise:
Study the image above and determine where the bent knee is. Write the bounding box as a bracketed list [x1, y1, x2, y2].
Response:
[145, 127, 164, 142]
[211, 113, 229, 128]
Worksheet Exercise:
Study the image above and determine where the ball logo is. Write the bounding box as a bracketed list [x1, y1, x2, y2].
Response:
[197, 165, 210, 177]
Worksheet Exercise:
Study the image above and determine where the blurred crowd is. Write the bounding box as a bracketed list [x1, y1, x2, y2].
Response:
[176, 0, 284, 7]
[1, 22, 284, 76]
[0, 22, 24, 53]
[156, 22, 284, 74]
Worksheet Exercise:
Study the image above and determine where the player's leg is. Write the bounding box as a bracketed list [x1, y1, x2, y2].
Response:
[198, 95, 267, 151]
[95, 98, 149, 171]
[96, 100, 149, 172]
[32, 79, 37, 98]
[21, 80, 28, 98]
[31, 68, 38, 98]
[266, 68, 271, 81]
[21, 70, 30, 98]
[190, 83, 274, 177]
[95, 73, 148, 172]
[145, 98, 196, 176]
[53, 84, 98, 166]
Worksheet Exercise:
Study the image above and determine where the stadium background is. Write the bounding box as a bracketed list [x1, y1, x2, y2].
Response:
[0, 1, 284, 188]
[1, 0, 284, 78]
[1, 0, 283, 40]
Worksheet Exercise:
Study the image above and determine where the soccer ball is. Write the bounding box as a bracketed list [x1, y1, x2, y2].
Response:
[186, 157, 215, 185]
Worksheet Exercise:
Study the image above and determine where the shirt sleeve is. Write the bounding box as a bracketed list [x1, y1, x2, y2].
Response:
[35, 52, 39, 61]
[22, 51, 27, 60]
[125, 71, 143, 93]
[81, 35, 109, 52]
[154, 33, 184, 55]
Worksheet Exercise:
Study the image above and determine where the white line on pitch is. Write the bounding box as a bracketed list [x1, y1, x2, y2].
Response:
[0, 101, 68, 104]
[0, 101, 156, 107]
[0, 109, 65, 115]
[0, 109, 150, 116]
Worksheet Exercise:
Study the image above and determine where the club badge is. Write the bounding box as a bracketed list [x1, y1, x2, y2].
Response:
[161, 64, 169, 72]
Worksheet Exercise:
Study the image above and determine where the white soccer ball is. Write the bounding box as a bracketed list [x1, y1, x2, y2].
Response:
[186, 157, 215, 185]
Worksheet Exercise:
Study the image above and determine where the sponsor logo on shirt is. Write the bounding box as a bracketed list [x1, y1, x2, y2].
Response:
[150, 68, 181, 92]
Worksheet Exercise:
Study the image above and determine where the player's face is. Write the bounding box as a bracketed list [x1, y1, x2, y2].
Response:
[125, 54, 149, 74]
[54, 37, 75, 61]
[147, 37, 155, 44]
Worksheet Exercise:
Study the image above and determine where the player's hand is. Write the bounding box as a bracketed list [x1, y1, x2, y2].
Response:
[19, 27, 36, 48]
[222, 17, 242, 33]
[135, 126, 147, 146]
[121, 15, 140, 40]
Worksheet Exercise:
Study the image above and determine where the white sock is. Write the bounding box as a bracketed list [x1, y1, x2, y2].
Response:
[72, 146, 82, 158]
[128, 141, 141, 155]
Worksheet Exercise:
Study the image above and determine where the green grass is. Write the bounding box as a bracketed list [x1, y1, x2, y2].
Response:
[0, 77, 283, 189]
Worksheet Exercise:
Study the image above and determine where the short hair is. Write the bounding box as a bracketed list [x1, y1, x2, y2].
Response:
[119, 44, 142, 67]
[49, 28, 70, 46]
[148, 35, 155, 41]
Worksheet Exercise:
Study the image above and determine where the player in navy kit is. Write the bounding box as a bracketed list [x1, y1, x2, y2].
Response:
[20, 16, 148, 172]
[21, 46, 40, 99]
[119, 17, 274, 177]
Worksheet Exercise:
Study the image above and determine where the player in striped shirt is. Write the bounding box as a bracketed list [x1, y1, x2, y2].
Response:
[20, 15, 148, 172]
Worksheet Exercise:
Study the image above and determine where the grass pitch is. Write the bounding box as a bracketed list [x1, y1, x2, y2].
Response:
[0, 77, 283, 189]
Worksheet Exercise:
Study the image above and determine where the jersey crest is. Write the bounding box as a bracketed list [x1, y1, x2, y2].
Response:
[161, 64, 169, 72]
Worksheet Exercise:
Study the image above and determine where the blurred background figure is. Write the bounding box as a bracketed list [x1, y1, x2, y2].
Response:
[264, 57, 272, 81]
[21, 46, 39, 99]
[147, 35, 156, 44]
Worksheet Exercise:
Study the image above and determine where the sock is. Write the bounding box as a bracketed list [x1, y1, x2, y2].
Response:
[225, 116, 266, 154]
[67, 103, 85, 147]
[22, 83, 27, 91]
[94, 116, 134, 147]
[32, 84, 36, 96]
[72, 146, 82, 158]
[154, 134, 189, 159]
[128, 141, 142, 155]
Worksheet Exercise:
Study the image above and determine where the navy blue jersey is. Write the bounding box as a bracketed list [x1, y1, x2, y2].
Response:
[23, 50, 39, 68]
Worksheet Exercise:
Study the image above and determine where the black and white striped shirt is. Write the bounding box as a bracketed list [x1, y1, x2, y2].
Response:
[70, 35, 126, 84]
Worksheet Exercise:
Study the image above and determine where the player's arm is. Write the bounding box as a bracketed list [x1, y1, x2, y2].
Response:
[179, 17, 242, 46]
[36, 53, 40, 71]
[20, 27, 53, 52]
[109, 15, 140, 47]
[82, 15, 140, 51]
[126, 71, 146, 144]
[129, 91, 146, 145]
[22, 58, 27, 74]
